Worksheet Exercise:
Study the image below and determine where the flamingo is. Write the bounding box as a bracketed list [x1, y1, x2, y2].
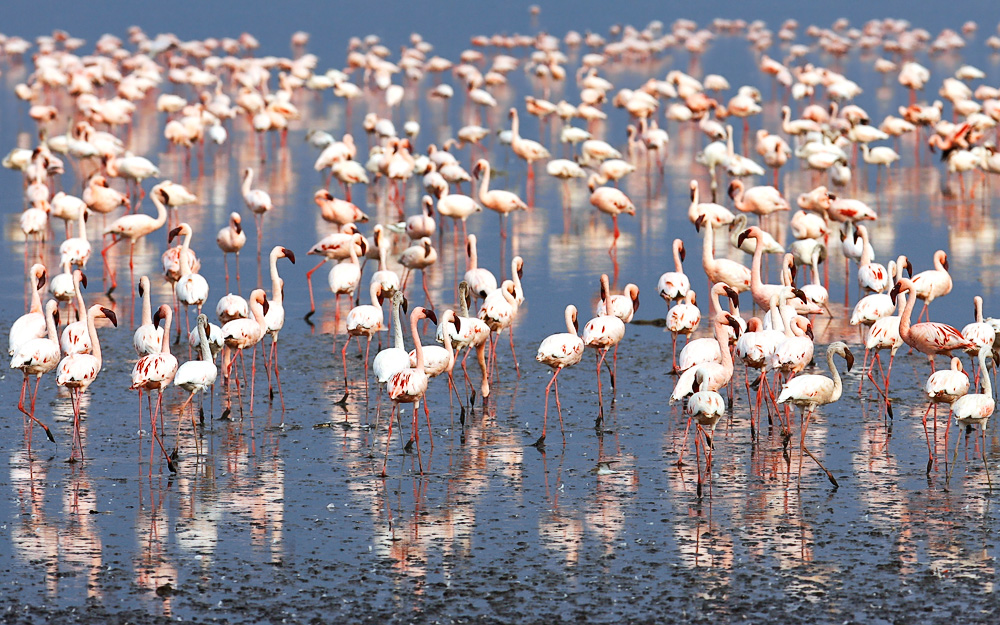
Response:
[596, 274, 639, 322]
[9, 299, 59, 449]
[463, 233, 497, 302]
[922, 358, 970, 474]
[435, 186, 482, 240]
[9, 264, 47, 357]
[588, 175, 635, 250]
[216, 212, 246, 291]
[221, 289, 269, 415]
[534, 304, 585, 446]
[473, 158, 527, 239]
[777, 341, 854, 489]
[343, 283, 385, 405]
[891, 277, 973, 370]
[583, 283, 627, 422]
[947, 343, 995, 490]
[408, 308, 463, 426]
[102, 183, 168, 294]
[480, 279, 521, 378]
[728, 180, 790, 222]
[507, 107, 550, 200]
[730, 214, 783, 255]
[171, 223, 209, 336]
[369, 225, 400, 298]
[671, 313, 741, 403]
[60, 271, 92, 356]
[399, 236, 437, 309]
[689, 179, 736, 227]
[130, 304, 178, 474]
[242, 167, 274, 259]
[264, 246, 295, 412]
[865, 283, 907, 402]
[104, 153, 159, 204]
[666, 291, 701, 373]
[685, 369, 727, 498]
[174, 313, 218, 427]
[962, 296, 995, 385]
[406, 196, 436, 240]
[855, 225, 889, 294]
[381, 307, 437, 476]
[328, 233, 367, 321]
[439, 281, 492, 407]
[59, 207, 91, 269]
[657, 239, 690, 304]
[314, 188, 369, 226]
[132, 276, 164, 357]
[373, 291, 411, 413]
[911, 250, 952, 323]
[700, 216, 751, 293]
[56, 305, 118, 463]
[304, 224, 364, 319]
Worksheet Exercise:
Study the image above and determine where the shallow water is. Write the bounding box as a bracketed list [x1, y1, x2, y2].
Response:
[3, 5, 1000, 624]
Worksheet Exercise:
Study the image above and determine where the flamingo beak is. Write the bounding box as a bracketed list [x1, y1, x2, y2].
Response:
[806, 324, 814, 340]
[906, 259, 913, 277]
[360, 238, 368, 256]
[235, 221, 242, 235]
[402, 297, 409, 315]
[632, 293, 639, 313]
[942, 255, 949, 271]
[262, 298, 270, 316]
[844, 348, 855, 371]
[152, 308, 163, 327]
[737, 229, 751, 248]
[695, 214, 705, 232]
[453, 315, 462, 333]
[37, 271, 46, 290]
[726, 314, 742, 339]
[101, 307, 118, 327]
[168, 226, 182, 243]
[53, 309, 60, 325]
[424, 308, 438, 324]
[283, 248, 296, 263]
[679, 242, 686, 262]
[79, 273, 88, 289]
[890, 282, 901, 299]
[138, 282, 144, 297]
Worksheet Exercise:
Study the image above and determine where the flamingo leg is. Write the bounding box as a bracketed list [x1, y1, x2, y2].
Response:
[799, 408, 839, 489]
[304, 259, 326, 320]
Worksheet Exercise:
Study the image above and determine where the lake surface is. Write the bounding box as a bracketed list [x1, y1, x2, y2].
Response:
[2, 4, 1000, 623]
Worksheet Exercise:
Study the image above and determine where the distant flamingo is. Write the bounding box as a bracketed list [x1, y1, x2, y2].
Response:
[102, 183, 168, 294]
[474, 158, 527, 239]
[588, 174, 635, 250]
[216, 212, 246, 291]
[343, 282, 385, 405]
[508, 107, 550, 201]
[657, 239, 690, 304]
[922, 357, 970, 474]
[910, 250, 952, 323]
[171, 223, 209, 336]
[264, 246, 295, 413]
[304, 224, 364, 320]
[242, 167, 274, 260]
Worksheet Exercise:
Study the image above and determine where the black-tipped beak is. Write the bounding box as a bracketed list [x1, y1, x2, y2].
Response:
[695, 214, 705, 232]
[168, 226, 182, 243]
[283, 248, 296, 264]
[737, 229, 751, 248]
[152, 308, 163, 327]
[79, 273, 88, 289]
[37, 271, 47, 290]
[262, 298, 270, 316]
[793, 288, 808, 303]
[453, 315, 462, 333]
[806, 324, 814, 340]
[424, 308, 438, 324]
[632, 294, 639, 312]
[905, 259, 913, 277]
[54, 309, 60, 325]
[101, 307, 118, 327]
[725, 314, 742, 339]
[942, 255, 949, 271]
[235, 221, 242, 235]
[138, 282, 145, 297]
[679, 242, 686, 262]
[402, 297, 409, 315]
[890, 282, 901, 299]
[727, 181, 738, 198]
[517, 263, 523, 280]
[360, 238, 368, 256]
[845, 348, 855, 371]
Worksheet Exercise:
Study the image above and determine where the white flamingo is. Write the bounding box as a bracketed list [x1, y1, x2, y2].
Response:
[534, 304, 585, 445]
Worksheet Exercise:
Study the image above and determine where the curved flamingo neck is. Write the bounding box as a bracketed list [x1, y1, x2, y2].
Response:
[673, 241, 684, 273]
[468, 235, 479, 271]
[242, 170, 253, 197]
[477, 162, 491, 204]
[411, 311, 424, 371]
[564, 306, 577, 335]
[779, 303, 796, 337]
[74, 275, 86, 319]
[458, 285, 471, 318]
[709, 285, 723, 318]
[140, 279, 152, 325]
[898, 280, 917, 342]
[269, 250, 283, 304]
[150, 193, 167, 229]
[700, 219, 715, 265]
[179, 229, 194, 275]
[975, 297, 984, 323]
[714, 318, 733, 371]
[827, 347, 844, 403]
[510, 111, 520, 140]
[731, 183, 746, 211]
[86, 306, 103, 367]
[749, 232, 768, 300]
[978, 346, 993, 397]
[197, 320, 212, 361]
[29, 271, 43, 314]
[45, 302, 59, 342]
[251, 298, 267, 335]
[378, 233, 389, 271]
[160, 307, 173, 357]
[77, 208, 88, 242]
[858, 227, 873, 266]
[511, 259, 523, 298]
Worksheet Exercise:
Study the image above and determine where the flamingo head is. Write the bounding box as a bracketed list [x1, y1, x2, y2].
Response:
[100, 307, 118, 327]
[736, 228, 753, 247]
[515, 257, 524, 280]
[678, 240, 686, 262]
[627, 284, 639, 312]
[792, 288, 809, 304]
[314, 189, 333, 202]
[695, 214, 706, 233]
[168, 225, 183, 243]
[376, 284, 385, 306]
[36, 269, 47, 290]
[472, 159, 486, 178]
[420, 238, 431, 258]
[727, 179, 742, 199]
[416, 307, 437, 325]
[78, 272, 87, 289]
[842, 345, 855, 371]
[724, 286, 740, 309]
[281, 247, 295, 264]
[152, 304, 167, 328]
[724, 313, 742, 339]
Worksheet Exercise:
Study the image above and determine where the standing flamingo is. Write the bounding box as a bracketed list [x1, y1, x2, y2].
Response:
[9, 299, 59, 448]
[216, 212, 246, 291]
[508, 107, 550, 202]
[171, 223, 210, 336]
[666, 291, 701, 372]
[474, 158, 527, 239]
[890, 277, 973, 371]
[60, 271, 92, 356]
[343, 283, 385, 405]
[130, 304, 178, 474]
[102, 183, 168, 294]
[463, 233, 497, 302]
[242, 167, 274, 262]
[657, 239, 690, 304]
[399, 236, 438, 309]
[480, 280, 521, 377]
[221, 290, 269, 415]
[947, 343, 995, 490]
[373, 291, 411, 413]
[56, 305, 118, 463]
[328, 233, 366, 322]
[304, 224, 363, 320]
[910, 250, 952, 323]
[922, 358, 970, 474]
[686, 369, 727, 498]
[588, 175, 636, 251]
[263, 246, 295, 412]
[777, 341, 854, 489]
[175, 314, 219, 429]
[9, 264, 47, 356]
[381, 307, 437, 476]
[534, 304, 585, 446]
[133, 275, 163, 356]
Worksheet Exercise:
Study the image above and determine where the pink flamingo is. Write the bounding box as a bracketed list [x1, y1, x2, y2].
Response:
[130, 304, 178, 474]
[9, 299, 59, 448]
[534, 304, 585, 446]
[101, 183, 168, 294]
